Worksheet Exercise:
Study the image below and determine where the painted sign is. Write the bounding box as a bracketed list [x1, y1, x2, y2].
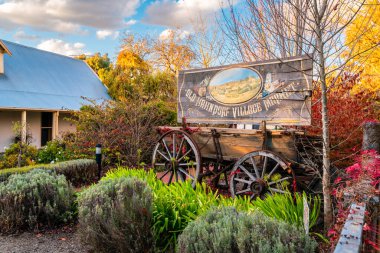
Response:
[178, 56, 312, 125]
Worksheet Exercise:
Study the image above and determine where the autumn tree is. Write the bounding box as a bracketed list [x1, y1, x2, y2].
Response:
[76, 53, 111, 82]
[345, 0, 380, 96]
[152, 29, 195, 75]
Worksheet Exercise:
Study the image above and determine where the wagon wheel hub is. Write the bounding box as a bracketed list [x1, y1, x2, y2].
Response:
[250, 179, 266, 195]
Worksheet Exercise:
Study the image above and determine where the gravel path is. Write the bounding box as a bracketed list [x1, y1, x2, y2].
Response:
[0, 227, 90, 253]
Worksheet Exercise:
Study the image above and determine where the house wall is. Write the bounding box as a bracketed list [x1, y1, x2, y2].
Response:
[0, 110, 76, 150]
[58, 112, 76, 137]
[0, 111, 20, 151]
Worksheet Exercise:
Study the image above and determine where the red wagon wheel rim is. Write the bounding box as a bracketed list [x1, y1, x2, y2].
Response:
[152, 130, 201, 188]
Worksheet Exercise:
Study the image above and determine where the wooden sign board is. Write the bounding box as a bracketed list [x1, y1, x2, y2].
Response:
[178, 56, 312, 125]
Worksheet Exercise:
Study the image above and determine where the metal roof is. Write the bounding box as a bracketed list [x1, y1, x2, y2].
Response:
[0, 40, 110, 111]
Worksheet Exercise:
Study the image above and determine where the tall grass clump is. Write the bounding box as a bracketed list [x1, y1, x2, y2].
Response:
[0, 169, 75, 234]
[178, 207, 317, 253]
[252, 192, 321, 230]
[78, 177, 154, 253]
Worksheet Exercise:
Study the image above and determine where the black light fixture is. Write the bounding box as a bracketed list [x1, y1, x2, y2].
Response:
[95, 144, 102, 180]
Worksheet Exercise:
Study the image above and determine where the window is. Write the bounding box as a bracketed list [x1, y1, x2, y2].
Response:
[41, 112, 52, 146]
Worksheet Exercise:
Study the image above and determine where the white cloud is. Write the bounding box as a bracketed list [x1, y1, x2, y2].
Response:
[144, 0, 226, 28]
[14, 30, 39, 41]
[96, 30, 120, 40]
[0, 0, 141, 33]
[159, 29, 190, 40]
[125, 19, 137, 26]
[37, 39, 89, 56]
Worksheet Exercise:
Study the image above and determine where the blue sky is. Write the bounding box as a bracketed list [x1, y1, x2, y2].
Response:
[0, 0, 226, 61]
[210, 68, 260, 86]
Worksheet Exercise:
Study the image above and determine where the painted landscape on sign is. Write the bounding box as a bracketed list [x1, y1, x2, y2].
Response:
[208, 67, 262, 104]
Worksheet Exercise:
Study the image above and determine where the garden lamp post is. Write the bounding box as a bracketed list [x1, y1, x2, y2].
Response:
[96, 144, 102, 180]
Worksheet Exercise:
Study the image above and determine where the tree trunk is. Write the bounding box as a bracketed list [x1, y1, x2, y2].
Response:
[316, 26, 333, 230]
[362, 122, 380, 152]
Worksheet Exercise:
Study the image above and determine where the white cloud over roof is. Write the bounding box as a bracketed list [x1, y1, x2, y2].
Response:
[144, 0, 225, 28]
[0, 0, 141, 33]
[37, 39, 90, 56]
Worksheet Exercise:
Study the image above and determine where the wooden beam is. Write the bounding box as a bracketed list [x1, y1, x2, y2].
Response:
[52, 111, 59, 140]
[21, 110, 26, 143]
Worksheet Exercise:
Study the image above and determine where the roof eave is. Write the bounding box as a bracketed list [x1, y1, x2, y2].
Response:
[0, 40, 12, 55]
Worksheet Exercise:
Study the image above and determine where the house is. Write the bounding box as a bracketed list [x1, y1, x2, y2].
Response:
[0, 39, 110, 149]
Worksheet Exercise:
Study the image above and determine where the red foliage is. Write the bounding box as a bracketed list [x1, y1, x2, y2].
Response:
[330, 150, 380, 250]
[308, 72, 378, 168]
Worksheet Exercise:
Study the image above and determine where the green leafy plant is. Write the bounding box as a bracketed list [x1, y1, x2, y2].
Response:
[0, 142, 38, 169]
[37, 140, 71, 164]
[178, 207, 318, 253]
[0, 159, 98, 186]
[252, 192, 321, 230]
[0, 169, 75, 234]
[77, 177, 154, 253]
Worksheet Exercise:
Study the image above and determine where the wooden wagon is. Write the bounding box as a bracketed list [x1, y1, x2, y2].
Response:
[152, 56, 321, 198]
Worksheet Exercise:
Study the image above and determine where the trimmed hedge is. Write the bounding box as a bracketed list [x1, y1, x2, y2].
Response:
[178, 207, 318, 253]
[78, 177, 154, 253]
[0, 169, 75, 234]
[0, 159, 98, 186]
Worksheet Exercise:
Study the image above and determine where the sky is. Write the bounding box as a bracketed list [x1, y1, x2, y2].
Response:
[210, 68, 260, 86]
[0, 0, 227, 61]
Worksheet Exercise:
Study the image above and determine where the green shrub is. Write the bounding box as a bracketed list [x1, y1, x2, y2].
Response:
[37, 140, 71, 164]
[0, 159, 98, 186]
[104, 168, 254, 252]
[178, 207, 317, 253]
[0, 142, 38, 169]
[78, 177, 154, 253]
[252, 192, 321, 230]
[0, 169, 75, 234]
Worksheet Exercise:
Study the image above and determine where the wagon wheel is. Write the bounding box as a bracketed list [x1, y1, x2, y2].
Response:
[152, 130, 201, 188]
[230, 150, 295, 199]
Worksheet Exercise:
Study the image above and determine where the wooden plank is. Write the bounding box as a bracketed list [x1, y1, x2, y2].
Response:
[178, 57, 312, 126]
[334, 203, 366, 253]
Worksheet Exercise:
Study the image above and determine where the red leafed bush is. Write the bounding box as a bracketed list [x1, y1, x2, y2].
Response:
[308, 72, 378, 168]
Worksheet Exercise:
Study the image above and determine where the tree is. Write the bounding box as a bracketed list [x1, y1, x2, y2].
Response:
[189, 14, 227, 67]
[152, 29, 195, 75]
[223, 0, 378, 229]
[76, 53, 111, 82]
[345, 0, 380, 96]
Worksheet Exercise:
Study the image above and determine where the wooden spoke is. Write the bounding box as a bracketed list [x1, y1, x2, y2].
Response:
[177, 149, 192, 162]
[159, 170, 170, 180]
[233, 177, 252, 184]
[176, 138, 185, 159]
[168, 171, 173, 184]
[161, 138, 172, 159]
[268, 177, 292, 186]
[267, 163, 280, 179]
[172, 133, 176, 158]
[268, 188, 287, 194]
[236, 188, 251, 195]
[178, 168, 195, 180]
[157, 150, 170, 161]
[250, 156, 260, 179]
[238, 165, 256, 181]
[261, 156, 268, 178]
[178, 163, 192, 166]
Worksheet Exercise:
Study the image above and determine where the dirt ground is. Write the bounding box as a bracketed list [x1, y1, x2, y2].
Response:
[0, 227, 90, 253]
